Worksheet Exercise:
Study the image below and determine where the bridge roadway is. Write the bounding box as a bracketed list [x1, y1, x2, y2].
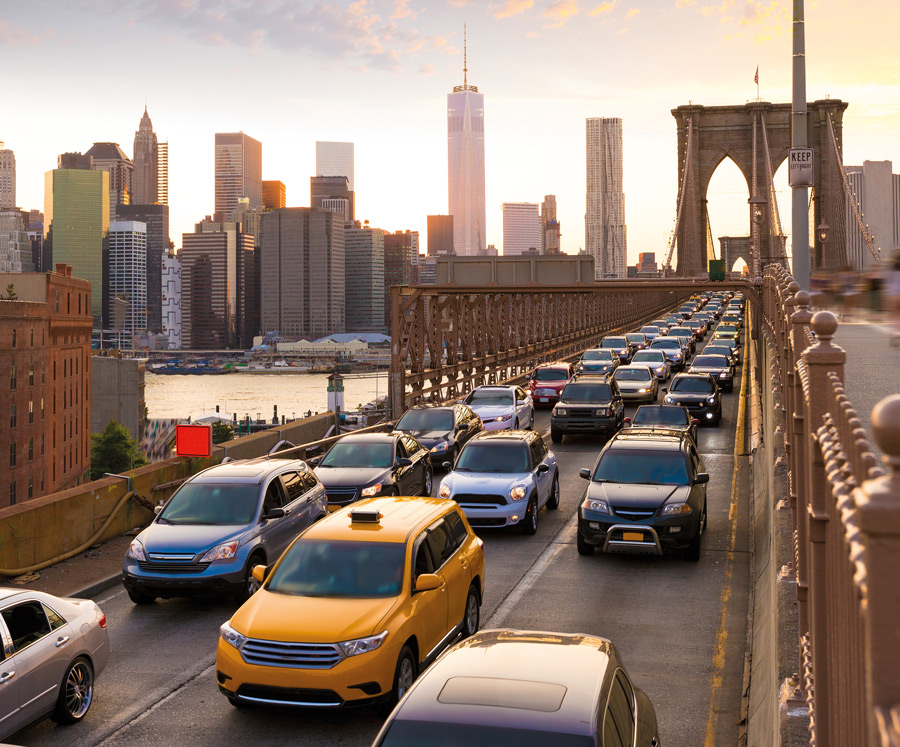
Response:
[15, 341, 751, 747]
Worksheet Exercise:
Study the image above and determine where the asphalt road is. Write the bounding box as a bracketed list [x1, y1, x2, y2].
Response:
[13, 335, 750, 747]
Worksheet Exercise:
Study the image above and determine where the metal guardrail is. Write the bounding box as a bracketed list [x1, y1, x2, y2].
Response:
[762, 264, 900, 746]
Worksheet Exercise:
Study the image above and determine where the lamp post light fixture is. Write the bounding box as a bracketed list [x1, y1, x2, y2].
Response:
[817, 221, 829, 245]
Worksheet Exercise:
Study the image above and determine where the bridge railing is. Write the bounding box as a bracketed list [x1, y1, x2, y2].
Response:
[762, 264, 900, 747]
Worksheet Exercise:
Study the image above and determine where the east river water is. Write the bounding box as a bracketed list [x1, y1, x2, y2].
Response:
[144, 372, 390, 421]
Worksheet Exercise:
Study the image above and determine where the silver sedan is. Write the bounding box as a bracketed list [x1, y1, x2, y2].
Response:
[612, 365, 659, 403]
[0, 588, 109, 740]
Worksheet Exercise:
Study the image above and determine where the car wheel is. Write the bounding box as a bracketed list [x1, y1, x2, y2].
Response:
[550, 427, 563, 444]
[547, 473, 560, 510]
[514, 418, 519, 430]
[576, 527, 595, 556]
[52, 657, 94, 724]
[387, 645, 417, 709]
[522, 494, 539, 535]
[422, 468, 433, 496]
[685, 504, 706, 561]
[462, 585, 480, 638]
[127, 589, 156, 605]
[234, 553, 265, 603]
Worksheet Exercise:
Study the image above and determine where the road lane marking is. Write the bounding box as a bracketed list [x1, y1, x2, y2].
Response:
[96, 589, 125, 606]
[703, 333, 748, 747]
[486, 517, 578, 628]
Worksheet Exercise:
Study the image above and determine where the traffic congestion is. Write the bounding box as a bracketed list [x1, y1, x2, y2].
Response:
[3, 289, 747, 746]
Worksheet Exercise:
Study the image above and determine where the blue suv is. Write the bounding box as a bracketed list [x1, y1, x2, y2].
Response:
[123, 458, 327, 604]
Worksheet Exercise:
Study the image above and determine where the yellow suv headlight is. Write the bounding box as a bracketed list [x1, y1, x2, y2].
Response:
[339, 631, 388, 657]
[220, 621, 246, 650]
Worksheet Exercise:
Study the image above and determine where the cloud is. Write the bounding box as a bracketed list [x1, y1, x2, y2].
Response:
[677, 0, 788, 44]
[543, 0, 580, 27]
[588, 0, 616, 15]
[493, 0, 534, 19]
[418, 62, 436, 74]
[0, 20, 52, 45]
[391, 0, 413, 19]
[624, 7, 640, 18]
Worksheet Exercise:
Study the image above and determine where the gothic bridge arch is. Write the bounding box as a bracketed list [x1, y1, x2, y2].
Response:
[671, 99, 848, 275]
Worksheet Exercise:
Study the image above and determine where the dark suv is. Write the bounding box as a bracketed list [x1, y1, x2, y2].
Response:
[577, 429, 709, 560]
[664, 373, 722, 426]
[550, 374, 624, 443]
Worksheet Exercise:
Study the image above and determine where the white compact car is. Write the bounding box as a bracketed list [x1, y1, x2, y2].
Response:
[463, 385, 534, 431]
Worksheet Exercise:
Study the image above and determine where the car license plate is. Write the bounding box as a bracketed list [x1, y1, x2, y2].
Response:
[539, 397, 549, 402]
[623, 531, 644, 542]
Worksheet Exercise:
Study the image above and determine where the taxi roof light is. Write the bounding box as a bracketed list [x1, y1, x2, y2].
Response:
[350, 508, 382, 524]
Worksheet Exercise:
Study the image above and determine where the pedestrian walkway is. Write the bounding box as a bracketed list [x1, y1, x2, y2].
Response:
[834, 320, 899, 461]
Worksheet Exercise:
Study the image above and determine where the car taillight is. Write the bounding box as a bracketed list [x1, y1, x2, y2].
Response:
[99, 614, 107, 629]
[475, 536, 484, 549]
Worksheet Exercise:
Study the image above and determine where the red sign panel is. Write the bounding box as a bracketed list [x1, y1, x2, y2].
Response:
[176, 424, 213, 458]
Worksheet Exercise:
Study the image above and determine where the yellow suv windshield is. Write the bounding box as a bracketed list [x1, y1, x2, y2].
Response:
[266, 540, 406, 598]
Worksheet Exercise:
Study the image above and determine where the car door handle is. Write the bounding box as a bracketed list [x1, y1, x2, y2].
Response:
[0, 671, 14, 683]
[55, 636, 70, 648]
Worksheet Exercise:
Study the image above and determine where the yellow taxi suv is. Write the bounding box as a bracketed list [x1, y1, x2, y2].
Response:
[216, 497, 485, 710]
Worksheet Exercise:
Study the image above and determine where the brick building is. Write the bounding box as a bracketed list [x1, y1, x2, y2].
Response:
[0, 266, 93, 507]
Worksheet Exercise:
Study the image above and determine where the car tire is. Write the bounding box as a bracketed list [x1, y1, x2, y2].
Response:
[384, 645, 417, 712]
[547, 473, 560, 510]
[685, 504, 706, 561]
[576, 527, 595, 556]
[514, 418, 520, 430]
[421, 467, 434, 496]
[522, 494, 539, 535]
[712, 408, 722, 427]
[51, 657, 94, 724]
[127, 589, 156, 605]
[550, 427, 563, 444]
[462, 585, 480, 638]
[234, 552, 265, 604]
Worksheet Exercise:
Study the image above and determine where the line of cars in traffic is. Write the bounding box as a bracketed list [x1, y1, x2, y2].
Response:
[2, 289, 744, 745]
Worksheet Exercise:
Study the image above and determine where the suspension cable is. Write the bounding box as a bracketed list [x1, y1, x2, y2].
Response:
[760, 112, 785, 261]
[665, 117, 693, 270]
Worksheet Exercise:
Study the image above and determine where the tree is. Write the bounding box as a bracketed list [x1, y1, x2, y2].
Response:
[91, 420, 148, 479]
[212, 421, 234, 445]
[3, 283, 16, 300]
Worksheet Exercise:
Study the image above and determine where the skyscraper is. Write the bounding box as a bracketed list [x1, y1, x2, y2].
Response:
[85, 142, 133, 222]
[262, 180, 286, 210]
[586, 117, 627, 278]
[844, 160, 900, 270]
[541, 195, 561, 254]
[260, 208, 345, 340]
[0, 142, 15, 208]
[0, 209, 35, 273]
[133, 107, 159, 205]
[345, 222, 385, 333]
[502, 202, 541, 256]
[44, 158, 109, 322]
[162, 250, 182, 349]
[316, 142, 354, 190]
[117, 204, 170, 332]
[157, 141, 169, 206]
[383, 230, 418, 326]
[107, 221, 147, 336]
[214, 132, 262, 218]
[427, 215, 454, 256]
[311, 176, 354, 221]
[447, 31, 486, 256]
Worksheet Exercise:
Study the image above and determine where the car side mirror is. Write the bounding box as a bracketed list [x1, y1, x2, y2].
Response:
[442, 461, 453, 471]
[415, 573, 442, 593]
[309, 456, 321, 466]
[623, 417, 631, 424]
[154, 504, 163, 515]
[579, 468, 592, 481]
[537, 464, 550, 474]
[517, 398, 526, 405]
[692, 418, 700, 425]
[695, 473, 710, 484]
[251, 565, 268, 584]
[264, 507, 286, 520]
[662, 388, 668, 394]
[397, 457, 413, 467]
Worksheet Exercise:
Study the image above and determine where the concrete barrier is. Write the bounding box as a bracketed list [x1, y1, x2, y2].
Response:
[0, 413, 335, 575]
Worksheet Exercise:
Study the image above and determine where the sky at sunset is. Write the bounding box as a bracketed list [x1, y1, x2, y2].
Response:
[2, 0, 899, 266]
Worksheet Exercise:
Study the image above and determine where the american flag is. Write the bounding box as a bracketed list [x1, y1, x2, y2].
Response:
[754, 66, 759, 85]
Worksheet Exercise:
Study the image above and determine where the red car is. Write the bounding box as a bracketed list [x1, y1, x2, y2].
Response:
[527, 361, 574, 406]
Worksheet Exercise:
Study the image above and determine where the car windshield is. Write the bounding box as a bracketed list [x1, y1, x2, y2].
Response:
[266, 540, 405, 598]
[379, 722, 593, 747]
[320, 441, 393, 468]
[532, 368, 568, 381]
[671, 377, 715, 394]
[396, 409, 454, 432]
[159, 483, 259, 525]
[692, 355, 728, 368]
[601, 338, 627, 348]
[633, 352, 666, 364]
[581, 350, 605, 361]
[652, 339, 680, 349]
[704, 347, 732, 358]
[670, 329, 691, 336]
[614, 368, 651, 382]
[455, 441, 530, 473]
[718, 338, 738, 349]
[560, 383, 611, 403]
[633, 406, 689, 426]
[626, 334, 645, 344]
[594, 449, 690, 485]
[718, 325, 737, 332]
[466, 390, 514, 407]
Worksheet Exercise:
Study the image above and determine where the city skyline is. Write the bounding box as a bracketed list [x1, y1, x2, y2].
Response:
[2, 2, 899, 263]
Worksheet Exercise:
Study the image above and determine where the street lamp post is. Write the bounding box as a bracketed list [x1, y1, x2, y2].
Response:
[792, 0, 810, 289]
